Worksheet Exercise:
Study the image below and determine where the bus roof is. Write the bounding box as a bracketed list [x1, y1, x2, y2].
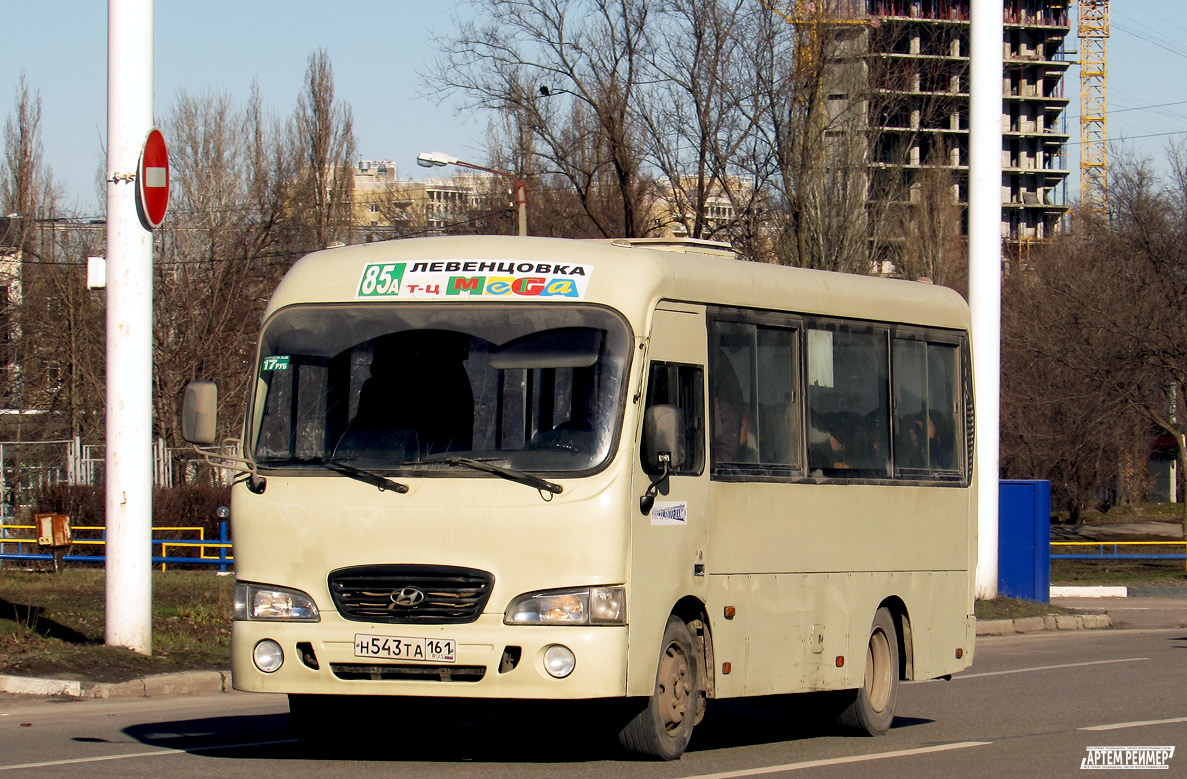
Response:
[265, 235, 971, 331]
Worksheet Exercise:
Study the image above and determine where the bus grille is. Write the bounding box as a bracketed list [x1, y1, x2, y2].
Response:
[330, 663, 486, 682]
[327, 564, 494, 624]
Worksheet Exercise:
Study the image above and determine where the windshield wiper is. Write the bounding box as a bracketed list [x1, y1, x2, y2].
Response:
[323, 459, 410, 494]
[272, 457, 409, 494]
[441, 457, 563, 495]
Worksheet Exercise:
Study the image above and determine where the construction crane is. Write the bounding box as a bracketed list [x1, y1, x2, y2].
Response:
[1079, 0, 1108, 215]
[762, 0, 869, 75]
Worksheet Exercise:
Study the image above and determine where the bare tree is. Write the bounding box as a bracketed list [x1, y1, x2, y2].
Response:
[428, 0, 653, 238]
[152, 87, 311, 478]
[637, 0, 762, 242]
[16, 224, 106, 442]
[1088, 155, 1187, 533]
[291, 49, 357, 250]
[892, 141, 964, 286]
[1000, 152, 1187, 531]
[1000, 239, 1141, 521]
[1, 74, 71, 447]
[244, 81, 301, 269]
[727, 3, 883, 270]
[2, 74, 58, 248]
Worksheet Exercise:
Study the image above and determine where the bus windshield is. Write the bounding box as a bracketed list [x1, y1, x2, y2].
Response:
[251, 303, 632, 475]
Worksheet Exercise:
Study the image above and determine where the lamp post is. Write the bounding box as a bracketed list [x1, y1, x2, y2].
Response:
[417, 151, 528, 237]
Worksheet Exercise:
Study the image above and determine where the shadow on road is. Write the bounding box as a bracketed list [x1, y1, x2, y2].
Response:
[693, 694, 932, 752]
[117, 692, 933, 764]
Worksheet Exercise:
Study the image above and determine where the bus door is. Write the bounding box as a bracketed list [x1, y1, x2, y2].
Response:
[626, 303, 710, 696]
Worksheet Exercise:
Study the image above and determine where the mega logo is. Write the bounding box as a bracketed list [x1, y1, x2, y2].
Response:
[356, 259, 592, 300]
[447, 276, 579, 298]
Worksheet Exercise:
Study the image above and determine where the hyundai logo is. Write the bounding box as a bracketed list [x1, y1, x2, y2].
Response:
[391, 587, 427, 608]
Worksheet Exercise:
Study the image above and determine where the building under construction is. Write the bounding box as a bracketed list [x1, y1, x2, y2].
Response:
[819, 0, 1072, 259]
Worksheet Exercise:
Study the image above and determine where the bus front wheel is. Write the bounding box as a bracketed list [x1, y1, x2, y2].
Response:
[837, 607, 899, 736]
[617, 616, 700, 760]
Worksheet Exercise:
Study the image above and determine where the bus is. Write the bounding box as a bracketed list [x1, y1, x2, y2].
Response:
[183, 235, 976, 760]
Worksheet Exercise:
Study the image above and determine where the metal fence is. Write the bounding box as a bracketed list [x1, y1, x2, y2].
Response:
[0, 520, 233, 571]
[1051, 541, 1187, 572]
[0, 436, 231, 495]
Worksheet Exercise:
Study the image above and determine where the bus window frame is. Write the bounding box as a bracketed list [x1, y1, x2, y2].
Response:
[707, 307, 972, 488]
[640, 360, 707, 478]
[888, 326, 967, 483]
[246, 300, 637, 481]
[708, 307, 805, 481]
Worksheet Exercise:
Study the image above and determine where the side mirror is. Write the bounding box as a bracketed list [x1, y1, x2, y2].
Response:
[641, 405, 684, 515]
[643, 404, 684, 471]
[182, 381, 218, 445]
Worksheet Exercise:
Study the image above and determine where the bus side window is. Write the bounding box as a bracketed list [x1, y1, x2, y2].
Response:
[892, 338, 960, 477]
[805, 325, 891, 478]
[709, 319, 800, 474]
[927, 344, 959, 471]
[641, 362, 705, 476]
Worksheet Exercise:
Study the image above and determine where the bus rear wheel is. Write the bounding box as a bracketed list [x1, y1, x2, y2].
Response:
[837, 607, 899, 736]
[617, 616, 700, 760]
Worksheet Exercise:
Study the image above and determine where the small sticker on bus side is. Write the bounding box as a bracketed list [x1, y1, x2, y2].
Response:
[650, 501, 689, 526]
[261, 355, 290, 372]
[355, 260, 592, 300]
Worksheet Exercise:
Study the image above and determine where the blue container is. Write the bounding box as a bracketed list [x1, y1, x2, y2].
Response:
[998, 480, 1051, 602]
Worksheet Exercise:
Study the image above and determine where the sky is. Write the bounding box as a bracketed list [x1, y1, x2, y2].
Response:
[4, 0, 1187, 215]
[5, 0, 475, 215]
[1071, 1, 1187, 197]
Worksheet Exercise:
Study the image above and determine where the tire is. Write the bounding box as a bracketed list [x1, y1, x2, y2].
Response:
[837, 607, 899, 736]
[617, 616, 700, 760]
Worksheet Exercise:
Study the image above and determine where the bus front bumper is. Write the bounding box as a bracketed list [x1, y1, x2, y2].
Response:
[231, 616, 629, 700]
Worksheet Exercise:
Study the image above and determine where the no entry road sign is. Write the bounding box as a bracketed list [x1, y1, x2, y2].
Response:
[137, 127, 169, 229]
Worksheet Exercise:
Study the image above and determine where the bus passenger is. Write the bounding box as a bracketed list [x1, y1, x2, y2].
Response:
[711, 350, 756, 463]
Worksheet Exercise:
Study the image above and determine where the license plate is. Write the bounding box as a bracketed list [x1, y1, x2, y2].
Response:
[353, 633, 456, 662]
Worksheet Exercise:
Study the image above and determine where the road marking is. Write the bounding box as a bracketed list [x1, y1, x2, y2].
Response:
[954, 657, 1148, 680]
[1081, 716, 1187, 732]
[0, 750, 179, 772]
[673, 741, 992, 779]
[0, 739, 295, 772]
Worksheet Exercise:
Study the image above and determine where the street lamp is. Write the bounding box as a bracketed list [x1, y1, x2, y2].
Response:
[416, 151, 528, 237]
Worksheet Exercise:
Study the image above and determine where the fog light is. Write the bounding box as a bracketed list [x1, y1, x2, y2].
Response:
[543, 645, 576, 678]
[253, 639, 284, 673]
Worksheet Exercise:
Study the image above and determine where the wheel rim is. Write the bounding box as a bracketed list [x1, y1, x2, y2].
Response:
[865, 626, 893, 712]
[657, 640, 693, 732]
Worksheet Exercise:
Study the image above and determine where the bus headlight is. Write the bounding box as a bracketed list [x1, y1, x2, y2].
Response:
[543, 645, 577, 678]
[234, 582, 320, 622]
[504, 586, 625, 625]
[253, 639, 284, 673]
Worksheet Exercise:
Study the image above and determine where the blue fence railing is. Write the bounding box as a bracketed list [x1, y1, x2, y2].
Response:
[0, 520, 232, 572]
[1051, 541, 1187, 571]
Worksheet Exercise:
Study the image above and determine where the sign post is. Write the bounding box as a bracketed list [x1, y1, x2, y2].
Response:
[106, 0, 156, 655]
[970, 0, 1004, 599]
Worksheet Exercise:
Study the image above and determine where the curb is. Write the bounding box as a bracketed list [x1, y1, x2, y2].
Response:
[1051, 585, 1129, 598]
[976, 612, 1112, 636]
[0, 670, 231, 699]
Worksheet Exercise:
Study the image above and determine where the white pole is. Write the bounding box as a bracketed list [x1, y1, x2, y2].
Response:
[105, 0, 154, 654]
[0, 443, 5, 570]
[969, 0, 1003, 600]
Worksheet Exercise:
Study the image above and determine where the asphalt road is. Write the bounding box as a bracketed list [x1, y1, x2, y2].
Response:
[2, 628, 1186, 777]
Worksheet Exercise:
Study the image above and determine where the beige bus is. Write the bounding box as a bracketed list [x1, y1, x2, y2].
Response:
[184, 235, 976, 760]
